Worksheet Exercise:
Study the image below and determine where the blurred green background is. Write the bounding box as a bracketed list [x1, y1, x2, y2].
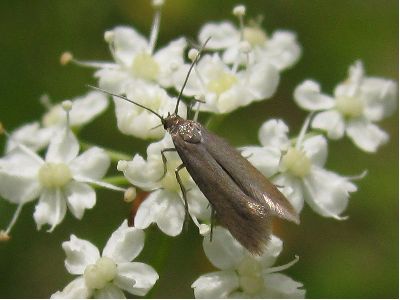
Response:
[0, 0, 398, 298]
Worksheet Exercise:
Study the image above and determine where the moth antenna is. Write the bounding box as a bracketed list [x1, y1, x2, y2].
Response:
[88, 85, 163, 121]
[174, 37, 211, 115]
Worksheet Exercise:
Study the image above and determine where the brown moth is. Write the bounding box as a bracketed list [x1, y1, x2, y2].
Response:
[90, 42, 299, 255]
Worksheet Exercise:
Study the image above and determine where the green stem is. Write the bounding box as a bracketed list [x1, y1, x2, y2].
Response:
[146, 234, 172, 298]
[80, 141, 131, 162]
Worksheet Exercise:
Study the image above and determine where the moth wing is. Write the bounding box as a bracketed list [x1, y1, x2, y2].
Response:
[201, 127, 299, 224]
[173, 133, 271, 255]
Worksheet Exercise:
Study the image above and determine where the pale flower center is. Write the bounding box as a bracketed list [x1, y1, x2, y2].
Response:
[83, 257, 117, 290]
[42, 105, 64, 127]
[131, 52, 160, 81]
[207, 72, 238, 95]
[243, 26, 267, 47]
[335, 96, 364, 118]
[38, 162, 72, 188]
[161, 162, 190, 192]
[281, 147, 311, 178]
[237, 256, 264, 295]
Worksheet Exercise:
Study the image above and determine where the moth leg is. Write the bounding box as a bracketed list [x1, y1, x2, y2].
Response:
[158, 148, 177, 181]
[210, 206, 216, 242]
[175, 163, 190, 229]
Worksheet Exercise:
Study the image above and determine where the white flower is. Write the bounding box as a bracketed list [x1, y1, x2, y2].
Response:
[198, 21, 301, 71]
[242, 119, 357, 219]
[0, 128, 121, 231]
[294, 61, 397, 152]
[192, 226, 305, 298]
[173, 53, 279, 114]
[117, 134, 210, 236]
[51, 220, 159, 299]
[94, 26, 187, 93]
[113, 81, 187, 139]
[6, 91, 108, 153]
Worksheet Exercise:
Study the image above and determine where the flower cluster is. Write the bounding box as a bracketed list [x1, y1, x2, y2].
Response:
[0, 1, 396, 298]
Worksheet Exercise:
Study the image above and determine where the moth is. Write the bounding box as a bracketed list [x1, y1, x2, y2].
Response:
[90, 44, 299, 255]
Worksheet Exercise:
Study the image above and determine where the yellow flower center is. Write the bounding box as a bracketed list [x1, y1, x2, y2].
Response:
[243, 26, 267, 47]
[131, 52, 160, 81]
[237, 256, 264, 295]
[281, 147, 311, 178]
[83, 257, 117, 290]
[38, 162, 72, 188]
[207, 72, 237, 95]
[335, 96, 363, 118]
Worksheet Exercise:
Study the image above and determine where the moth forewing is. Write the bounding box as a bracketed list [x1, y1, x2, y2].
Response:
[202, 128, 300, 224]
[167, 115, 299, 255]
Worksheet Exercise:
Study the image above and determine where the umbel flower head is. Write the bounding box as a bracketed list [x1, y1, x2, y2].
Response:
[5, 91, 108, 153]
[294, 60, 397, 152]
[192, 226, 305, 298]
[0, 128, 122, 232]
[242, 118, 358, 219]
[51, 220, 159, 298]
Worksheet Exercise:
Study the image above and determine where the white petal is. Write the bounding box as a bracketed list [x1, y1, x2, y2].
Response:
[119, 155, 162, 191]
[241, 146, 281, 177]
[312, 110, 345, 140]
[294, 80, 335, 111]
[217, 85, 248, 113]
[302, 135, 328, 167]
[69, 91, 109, 126]
[114, 262, 159, 297]
[256, 235, 283, 268]
[0, 148, 42, 204]
[93, 283, 125, 299]
[95, 68, 132, 94]
[103, 220, 145, 263]
[69, 147, 110, 180]
[245, 60, 279, 100]
[187, 185, 212, 221]
[263, 30, 301, 71]
[303, 167, 357, 219]
[154, 37, 187, 87]
[258, 119, 290, 149]
[274, 174, 304, 213]
[261, 273, 305, 298]
[134, 189, 185, 236]
[62, 234, 100, 275]
[112, 26, 148, 66]
[45, 129, 79, 163]
[198, 22, 239, 49]
[203, 226, 245, 270]
[64, 182, 96, 219]
[33, 188, 67, 232]
[192, 270, 239, 298]
[51, 277, 91, 299]
[6, 122, 53, 153]
[346, 118, 389, 152]
[361, 78, 397, 121]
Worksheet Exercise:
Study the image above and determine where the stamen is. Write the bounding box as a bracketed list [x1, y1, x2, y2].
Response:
[295, 112, 314, 150]
[345, 169, 368, 181]
[188, 48, 199, 62]
[264, 255, 299, 274]
[149, 0, 165, 54]
[124, 187, 137, 203]
[62, 100, 73, 128]
[60, 51, 73, 65]
[1, 203, 25, 239]
[60, 52, 116, 69]
[233, 5, 246, 40]
[39, 94, 53, 110]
